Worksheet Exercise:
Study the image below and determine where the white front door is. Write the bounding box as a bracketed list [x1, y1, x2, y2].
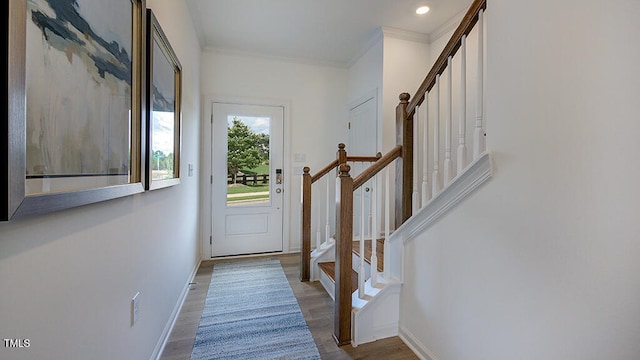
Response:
[211, 103, 284, 257]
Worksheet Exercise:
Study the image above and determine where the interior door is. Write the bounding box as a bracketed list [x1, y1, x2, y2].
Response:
[211, 103, 284, 257]
[349, 96, 377, 238]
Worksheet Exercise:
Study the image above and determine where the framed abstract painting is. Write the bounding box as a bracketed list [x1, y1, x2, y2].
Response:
[145, 9, 182, 190]
[3, 0, 146, 220]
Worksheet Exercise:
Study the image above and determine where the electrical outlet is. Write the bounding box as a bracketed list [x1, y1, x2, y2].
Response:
[131, 292, 140, 326]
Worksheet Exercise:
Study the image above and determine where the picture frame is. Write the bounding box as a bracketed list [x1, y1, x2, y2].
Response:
[145, 9, 182, 190]
[3, 0, 147, 220]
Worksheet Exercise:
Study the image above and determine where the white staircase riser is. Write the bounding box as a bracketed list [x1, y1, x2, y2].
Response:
[318, 269, 335, 301]
[310, 241, 335, 281]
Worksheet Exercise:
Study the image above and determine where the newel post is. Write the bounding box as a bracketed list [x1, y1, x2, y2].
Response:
[333, 164, 353, 346]
[300, 166, 312, 281]
[336, 143, 347, 169]
[396, 93, 413, 228]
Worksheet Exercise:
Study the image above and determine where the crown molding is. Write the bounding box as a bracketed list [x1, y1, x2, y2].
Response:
[347, 26, 431, 68]
[381, 26, 430, 43]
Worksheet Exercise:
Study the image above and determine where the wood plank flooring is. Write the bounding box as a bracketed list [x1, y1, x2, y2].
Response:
[160, 253, 418, 360]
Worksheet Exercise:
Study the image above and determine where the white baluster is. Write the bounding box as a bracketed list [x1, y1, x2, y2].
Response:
[368, 163, 373, 239]
[325, 176, 332, 244]
[359, 186, 366, 299]
[384, 167, 391, 280]
[458, 35, 468, 172]
[316, 184, 322, 251]
[444, 56, 454, 184]
[432, 75, 442, 195]
[371, 175, 378, 287]
[474, 9, 485, 159]
[412, 106, 420, 214]
[421, 95, 431, 206]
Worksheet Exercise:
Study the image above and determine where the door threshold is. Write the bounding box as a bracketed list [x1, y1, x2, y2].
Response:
[211, 250, 284, 260]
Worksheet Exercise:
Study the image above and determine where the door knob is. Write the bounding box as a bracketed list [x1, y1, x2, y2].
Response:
[275, 188, 282, 194]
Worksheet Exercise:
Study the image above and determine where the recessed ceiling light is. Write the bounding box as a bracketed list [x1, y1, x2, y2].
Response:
[416, 6, 430, 15]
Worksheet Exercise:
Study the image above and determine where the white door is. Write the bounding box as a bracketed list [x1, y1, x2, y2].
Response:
[211, 103, 284, 257]
[349, 96, 377, 238]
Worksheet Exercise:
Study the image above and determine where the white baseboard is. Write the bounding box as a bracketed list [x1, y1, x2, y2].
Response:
[399, 326, 439, 360]
[353, 322, 398, 346]
[150, 259, 202, 360]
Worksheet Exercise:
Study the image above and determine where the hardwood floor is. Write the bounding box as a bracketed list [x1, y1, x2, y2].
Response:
[160, 261, 214, 360]
[160, 253, 418, 360]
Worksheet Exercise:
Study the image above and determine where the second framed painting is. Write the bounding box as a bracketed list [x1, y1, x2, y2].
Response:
[145, 9, 182, 190]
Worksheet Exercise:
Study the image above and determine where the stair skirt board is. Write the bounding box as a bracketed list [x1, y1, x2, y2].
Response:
[318, 268, 401, 346]
[314, 239, 399, 347]
[352, 278, 401, 346]
[399, 152, 493, 244]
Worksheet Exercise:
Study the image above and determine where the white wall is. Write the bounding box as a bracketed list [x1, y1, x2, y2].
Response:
[346, 30, 430, 231]
[381, 35, 430, 153]
[348, 29, 431, 153]
[199, 51, 348, 255]
[400, 0, 640, 359]
[348, 36, 383, 105]
[0, 1, 201, 359]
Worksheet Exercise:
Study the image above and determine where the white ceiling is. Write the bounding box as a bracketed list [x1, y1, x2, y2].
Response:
[186, 0, 473, 67]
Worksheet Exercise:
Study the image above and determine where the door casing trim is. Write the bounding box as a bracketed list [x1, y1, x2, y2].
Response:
[200, 95, 292, 260]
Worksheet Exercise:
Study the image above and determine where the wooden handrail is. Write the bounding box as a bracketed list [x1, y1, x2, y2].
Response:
[406, 0, 486, 117]
[311, 155, 380, 183]
[353, 146, 401, 190]
[311, 159, 339, 183]
[346, 154, 381, 163]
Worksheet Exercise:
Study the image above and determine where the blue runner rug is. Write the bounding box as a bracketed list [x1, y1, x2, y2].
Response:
[190, 258, 321, 360]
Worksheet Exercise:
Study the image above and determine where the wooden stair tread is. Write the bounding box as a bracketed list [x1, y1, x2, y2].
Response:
[352, 238, 385, 272]
[318, 262, 359, 293]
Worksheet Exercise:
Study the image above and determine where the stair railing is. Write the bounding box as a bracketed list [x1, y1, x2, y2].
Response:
[303, 0, 488, 345]
[406, 0, 487, 211]
[300, 144, 380, 282]
[334, 145, 402, 345]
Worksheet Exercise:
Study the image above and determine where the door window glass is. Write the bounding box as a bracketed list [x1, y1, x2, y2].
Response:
[226, 116, 270, 206]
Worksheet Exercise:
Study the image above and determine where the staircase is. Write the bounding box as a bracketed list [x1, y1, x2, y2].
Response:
[300, 0, 491, 347]
[316, 239, 384, 298]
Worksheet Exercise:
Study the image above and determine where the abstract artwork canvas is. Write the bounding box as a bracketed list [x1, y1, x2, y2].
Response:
[145, 9, 181, 190]
[3, 0, 145, 220]
[25, 0, 134, 194]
